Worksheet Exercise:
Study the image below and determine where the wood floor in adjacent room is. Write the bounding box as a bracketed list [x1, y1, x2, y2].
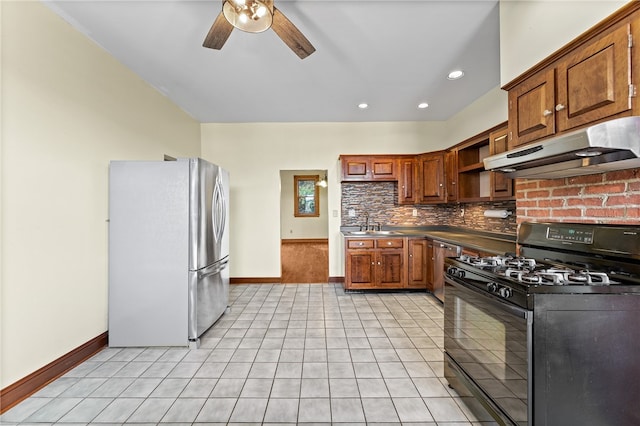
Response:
[281, 239, 329, 283]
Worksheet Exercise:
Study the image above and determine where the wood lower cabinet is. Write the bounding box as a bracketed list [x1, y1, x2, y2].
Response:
[426, 240, 434, 292]
[344, 237, 406, 290]
[407, 238, 428, 289]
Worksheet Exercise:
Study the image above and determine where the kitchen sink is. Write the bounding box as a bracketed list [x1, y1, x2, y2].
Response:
[346, 230, 402, 236]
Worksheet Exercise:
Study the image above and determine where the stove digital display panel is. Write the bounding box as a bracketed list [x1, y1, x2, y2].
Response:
[546, 225, 594, 244]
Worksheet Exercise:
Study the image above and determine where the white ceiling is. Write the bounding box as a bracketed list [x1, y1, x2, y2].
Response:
[43, 0, 501, 123]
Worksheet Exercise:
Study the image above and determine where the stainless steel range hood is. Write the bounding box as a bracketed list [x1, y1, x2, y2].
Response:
[483, 116, 640, 179]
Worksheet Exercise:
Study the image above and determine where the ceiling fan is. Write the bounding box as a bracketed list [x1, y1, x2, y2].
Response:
[203, 0, 316, 59]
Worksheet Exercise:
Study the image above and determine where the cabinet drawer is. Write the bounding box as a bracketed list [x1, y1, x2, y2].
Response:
[376, 238, 404, 249]
[347, 239, 375, 249]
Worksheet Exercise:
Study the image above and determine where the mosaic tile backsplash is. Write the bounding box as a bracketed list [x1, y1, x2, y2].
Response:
[341, 182, 517, 235]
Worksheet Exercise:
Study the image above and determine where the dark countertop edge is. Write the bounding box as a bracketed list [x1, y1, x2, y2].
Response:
[340, 225, 516, 255]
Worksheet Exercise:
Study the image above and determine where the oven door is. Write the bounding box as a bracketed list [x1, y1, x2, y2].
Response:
[444, 274, 532, 426]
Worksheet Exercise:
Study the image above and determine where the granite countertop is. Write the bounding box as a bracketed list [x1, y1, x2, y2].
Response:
[341, 225, 516, 256]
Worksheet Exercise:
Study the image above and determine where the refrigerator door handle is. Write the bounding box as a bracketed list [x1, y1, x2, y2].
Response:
[212, 173, 226, 244]
[198, 257, 229, 279]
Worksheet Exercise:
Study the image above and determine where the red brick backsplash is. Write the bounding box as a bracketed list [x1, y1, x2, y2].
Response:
[516, 168, 640, 225]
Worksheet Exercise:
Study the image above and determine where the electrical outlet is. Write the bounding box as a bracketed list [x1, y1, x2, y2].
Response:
[412, 208, 418, 217]
[348, 209, 356, 217]
[460, 208, 465, 217]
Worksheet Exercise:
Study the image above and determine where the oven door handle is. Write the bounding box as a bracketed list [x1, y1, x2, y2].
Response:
[445, 275, 531, 318]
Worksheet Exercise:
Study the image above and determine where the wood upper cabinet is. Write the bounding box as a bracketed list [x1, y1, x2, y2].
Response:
[453, 121, 508, 202]
[508, 68, 556, 147]
[508, 20, 633, 148]
[556, 23, 631, 131]
[340, 155, 397, 181]
[445, 150, 458, 203]
[344, 238, 405, 290]
[398, 156, 417, 204]
[407, 238, 428, 289]
[417, 151, 446, 203]
[489, 126, 514, 200]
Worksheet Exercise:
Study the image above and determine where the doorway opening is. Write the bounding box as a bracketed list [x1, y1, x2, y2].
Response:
[279, 170, 329, 283]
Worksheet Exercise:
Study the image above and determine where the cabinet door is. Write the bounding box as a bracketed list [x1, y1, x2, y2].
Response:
[371, 158, 397, 180]
[341, 156, 397, 181]
[556, 24, 631, 131]
[407, 239, 428, 289]
[508, 68, 556, 148]
[341, 156, 370, 181]
[418, 153, 445, 203]
[489, 126, 514, 200]
[345, 250, 376, 288]
[398, 157, 417, 204]
[445, 150, 458, 203]
[377, 250, 404, 287]
[426, 240, 434, 292]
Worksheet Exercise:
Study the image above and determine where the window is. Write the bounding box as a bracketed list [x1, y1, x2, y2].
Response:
[294, 175, 319, 217]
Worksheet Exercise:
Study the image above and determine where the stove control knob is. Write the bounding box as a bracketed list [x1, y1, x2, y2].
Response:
[447, 267, 457, 275]
[498, 287, 513, 298]
[487, 282, 498, 293]
[456, 270, 466, 278]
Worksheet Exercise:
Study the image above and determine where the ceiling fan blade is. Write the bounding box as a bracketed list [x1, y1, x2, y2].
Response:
[203, 11, 234, 50]
[271, 7, 316, 59]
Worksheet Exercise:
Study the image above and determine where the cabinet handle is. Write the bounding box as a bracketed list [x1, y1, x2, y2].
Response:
[358, 242, 364, 246]
[378, 262, 381, 265]
[371, 262, 375, 265]
[543, 109, 553, 117]
[555, 104, 566, 111]
[439, 183, 443, 187]
[387, 242, 392, 246]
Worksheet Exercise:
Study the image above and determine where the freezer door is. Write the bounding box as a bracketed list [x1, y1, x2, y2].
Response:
[189, 159, 229, 270]
[188, 256, 230, 340]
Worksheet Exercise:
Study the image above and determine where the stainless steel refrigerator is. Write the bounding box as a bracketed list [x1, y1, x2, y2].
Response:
[108, 158, 229, 347]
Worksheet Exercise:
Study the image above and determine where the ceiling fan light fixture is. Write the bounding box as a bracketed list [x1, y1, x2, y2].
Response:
[223, 0, 273, 33]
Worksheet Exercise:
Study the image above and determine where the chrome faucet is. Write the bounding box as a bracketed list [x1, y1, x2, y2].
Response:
[361, 212, 370, 231]
[360, 213, 382, 231]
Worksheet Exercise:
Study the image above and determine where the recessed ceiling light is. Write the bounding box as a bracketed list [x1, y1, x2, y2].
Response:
[447, 70, 464, 80]
[418, 102, 429, 109]
[358, 103, 368, 109]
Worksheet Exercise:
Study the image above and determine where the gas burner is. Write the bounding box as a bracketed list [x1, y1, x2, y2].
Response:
[458, 255, 537, 271]
[567, 271, 614, 285]
[506, 268, 616, 286]
[505, 258, 537, 269]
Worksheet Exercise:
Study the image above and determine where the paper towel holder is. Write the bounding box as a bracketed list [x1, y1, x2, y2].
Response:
[483, 209, 512, 219]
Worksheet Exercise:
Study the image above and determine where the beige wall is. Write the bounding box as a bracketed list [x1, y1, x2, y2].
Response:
[0, 1, 201, 387]
[200, 122, 449, 279]
[280, 170, 329, 240]
[500, 0, 627, 85]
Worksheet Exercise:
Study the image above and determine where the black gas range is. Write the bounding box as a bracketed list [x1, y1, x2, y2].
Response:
[445, 222, 640, 310]
[443, 222, 640, 426]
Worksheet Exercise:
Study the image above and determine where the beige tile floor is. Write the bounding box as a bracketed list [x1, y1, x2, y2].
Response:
[1, 283, 498, 425]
